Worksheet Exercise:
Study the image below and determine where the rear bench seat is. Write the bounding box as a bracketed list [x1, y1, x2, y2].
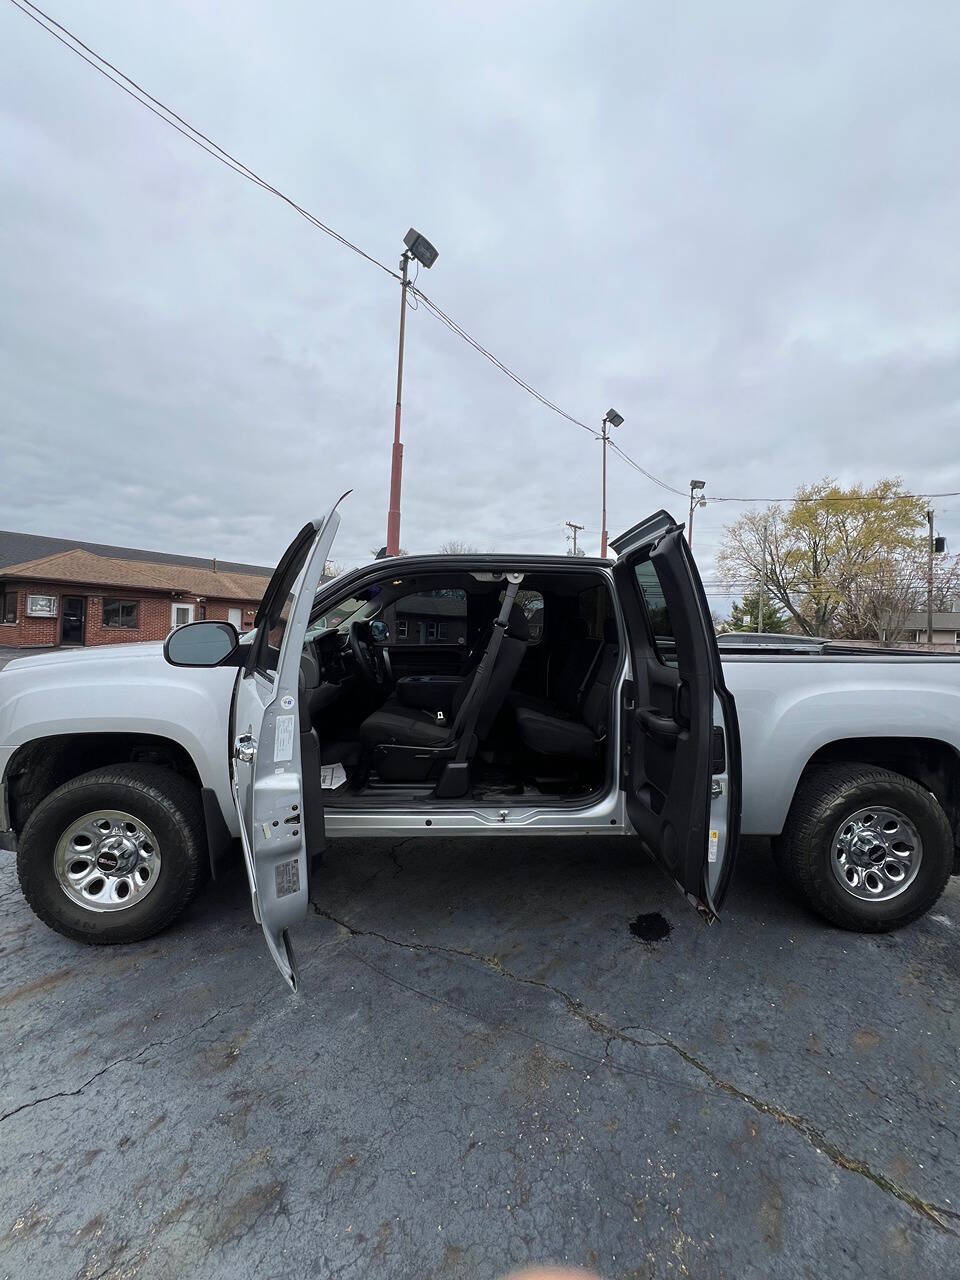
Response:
[514, 620, 620, 759]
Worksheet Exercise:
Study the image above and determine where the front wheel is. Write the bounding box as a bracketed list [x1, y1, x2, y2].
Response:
[17, 765, 206, 945]
[778, 763, 954, 931]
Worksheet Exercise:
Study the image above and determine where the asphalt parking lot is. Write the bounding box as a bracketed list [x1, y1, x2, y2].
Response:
[1, 835, 958, 1280]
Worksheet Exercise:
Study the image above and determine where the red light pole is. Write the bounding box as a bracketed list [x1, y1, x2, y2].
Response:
[385, 228, 438, 557]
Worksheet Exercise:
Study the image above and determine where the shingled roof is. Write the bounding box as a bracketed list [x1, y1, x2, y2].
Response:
[2, 549, 268, 603]
[0, 529, 270, 577]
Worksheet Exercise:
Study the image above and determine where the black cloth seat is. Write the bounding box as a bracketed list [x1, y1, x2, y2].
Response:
[358, 704, 451, 749]
[515, 620, 619, 759]
[514, 704, 598, 757]
[510, 617, 603, 718]
[359, 604, 529, 754]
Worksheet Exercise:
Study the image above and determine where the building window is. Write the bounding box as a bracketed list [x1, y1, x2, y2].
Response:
[103, 599, 139, 629]
[171, 603, 195, 628]
[26, 593, 58, 617]
[1, 586, 17, 624]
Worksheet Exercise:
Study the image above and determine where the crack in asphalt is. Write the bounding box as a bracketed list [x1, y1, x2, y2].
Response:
[387, 839, 410, 877]
[0, 1008, 231, 1124]
[315, 907, 959, 1236]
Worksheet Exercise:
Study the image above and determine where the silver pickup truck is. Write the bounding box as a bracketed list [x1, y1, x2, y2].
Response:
[2, 502, 958, 988]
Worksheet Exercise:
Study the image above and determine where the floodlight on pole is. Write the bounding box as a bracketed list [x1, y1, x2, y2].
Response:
[386, 228, 438, 557]
[687, 479, 706, 550]
[600, 408, 624, 559]
[403, 227, 439, 269]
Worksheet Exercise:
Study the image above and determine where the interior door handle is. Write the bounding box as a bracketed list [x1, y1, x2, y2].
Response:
[636, 707, 681, 748]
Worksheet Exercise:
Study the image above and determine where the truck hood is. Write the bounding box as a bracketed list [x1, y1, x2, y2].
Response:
[2, 643, 166, 673]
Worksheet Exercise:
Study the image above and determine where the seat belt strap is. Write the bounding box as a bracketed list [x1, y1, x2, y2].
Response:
[452, 579, 521, 763]
[575, 640, 605, 708]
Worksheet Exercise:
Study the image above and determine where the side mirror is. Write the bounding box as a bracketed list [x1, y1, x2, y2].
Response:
[164, 620, 239, 667]
[370, 620, 390, 645]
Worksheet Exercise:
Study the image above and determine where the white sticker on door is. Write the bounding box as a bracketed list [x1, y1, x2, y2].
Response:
[274, 714, 295, 762]
[708, 829, 719, 863]
[275, 858, 300, 898]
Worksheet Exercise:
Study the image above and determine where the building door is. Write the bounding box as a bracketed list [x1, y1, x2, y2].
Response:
[170, 602, 195, 629]
[60, 596, 86, 646]
[228, 607, 242, 629]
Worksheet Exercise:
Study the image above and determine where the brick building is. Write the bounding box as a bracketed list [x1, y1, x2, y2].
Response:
[0, 531, 271, 650]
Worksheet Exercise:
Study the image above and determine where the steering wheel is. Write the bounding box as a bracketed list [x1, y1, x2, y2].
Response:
[348, 621, 387, 686]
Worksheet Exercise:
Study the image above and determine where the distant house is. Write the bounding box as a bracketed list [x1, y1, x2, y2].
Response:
[0, 530, 271, 649]
[383, 591, 470, 646]
[902, 611, 960, 652]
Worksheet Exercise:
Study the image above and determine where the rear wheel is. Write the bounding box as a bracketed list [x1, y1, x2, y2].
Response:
[778, 763, 954, 931]
[17, 765, 206, 945]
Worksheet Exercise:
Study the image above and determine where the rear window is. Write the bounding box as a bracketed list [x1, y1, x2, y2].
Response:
[577, 585, 613, 640]
[389, 588, 468, 645]
[515, 589, 544, 644]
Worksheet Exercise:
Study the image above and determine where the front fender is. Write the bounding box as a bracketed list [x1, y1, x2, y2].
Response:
[0, 664, 240, 837]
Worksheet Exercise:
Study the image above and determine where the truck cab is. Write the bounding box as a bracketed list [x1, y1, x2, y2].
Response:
[1, 502, 740, 987]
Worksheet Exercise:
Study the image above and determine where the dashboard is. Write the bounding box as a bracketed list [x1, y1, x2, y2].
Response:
[303, 630, 354, 688]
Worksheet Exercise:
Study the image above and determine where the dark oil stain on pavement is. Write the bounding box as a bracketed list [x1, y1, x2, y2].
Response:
[629, 912, 672, 943]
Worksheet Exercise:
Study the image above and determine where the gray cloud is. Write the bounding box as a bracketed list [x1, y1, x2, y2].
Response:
[2, 0, 959, 597]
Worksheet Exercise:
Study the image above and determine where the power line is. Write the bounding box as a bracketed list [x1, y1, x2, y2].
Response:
[10, 0, 960, 512]
[410, 287, 603, 441]
[606, 439, 689, 498]
[11, 0, 698, 493]
[8, 0, 401, 280]
[709, 490, 960, 504]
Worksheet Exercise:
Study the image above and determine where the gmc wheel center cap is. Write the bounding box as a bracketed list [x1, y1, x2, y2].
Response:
[96, 835, 137, 874]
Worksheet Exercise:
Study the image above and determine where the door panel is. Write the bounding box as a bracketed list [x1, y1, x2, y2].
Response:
[231, 500, 346, 988]
[612, 511, 741, 916]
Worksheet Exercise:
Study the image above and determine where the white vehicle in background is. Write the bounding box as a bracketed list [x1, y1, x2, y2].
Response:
[1, 499, 957, 987]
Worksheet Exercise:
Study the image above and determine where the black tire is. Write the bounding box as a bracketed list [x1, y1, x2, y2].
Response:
[17, 765, 206, 946]
[778, 762, 954, 932]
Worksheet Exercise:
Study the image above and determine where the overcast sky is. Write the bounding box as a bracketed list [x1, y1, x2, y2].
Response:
[2, 1, 959, 603]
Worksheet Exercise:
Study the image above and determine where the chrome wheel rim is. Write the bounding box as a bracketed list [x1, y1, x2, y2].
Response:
[54, 810, 161, 913]
[830, 805, 922, 902]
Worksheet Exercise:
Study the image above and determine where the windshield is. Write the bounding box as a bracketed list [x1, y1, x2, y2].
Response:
[305, 595, 379, 642]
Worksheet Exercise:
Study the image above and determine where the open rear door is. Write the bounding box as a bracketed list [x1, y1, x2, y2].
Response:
[611, 511, 741, 916]
[231, 499, 345, 989]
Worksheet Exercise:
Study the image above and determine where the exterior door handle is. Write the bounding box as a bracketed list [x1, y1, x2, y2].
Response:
[234, 733, 257, 764]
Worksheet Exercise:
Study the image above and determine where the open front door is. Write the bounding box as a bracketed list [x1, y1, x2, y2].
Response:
[231, 501, 345, 988]
[611, 511, 741, 917]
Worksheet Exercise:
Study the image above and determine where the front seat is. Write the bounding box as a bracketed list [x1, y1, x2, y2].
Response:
[358, 603, 530, 783]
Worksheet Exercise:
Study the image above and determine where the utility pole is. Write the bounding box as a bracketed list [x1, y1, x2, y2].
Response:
[927, 508, 935, 648]
[599, 408, 624, 559]
[385, 228, 438, 557]
[565, 521, 584, 556]
[758, 519, 768, 634]
[385, 251, 410, 558]
[688, 479, 706, 549]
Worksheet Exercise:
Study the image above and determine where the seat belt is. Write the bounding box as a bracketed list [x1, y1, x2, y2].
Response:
[451, 578, 521, 763]
[575, 640, 605, 710]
